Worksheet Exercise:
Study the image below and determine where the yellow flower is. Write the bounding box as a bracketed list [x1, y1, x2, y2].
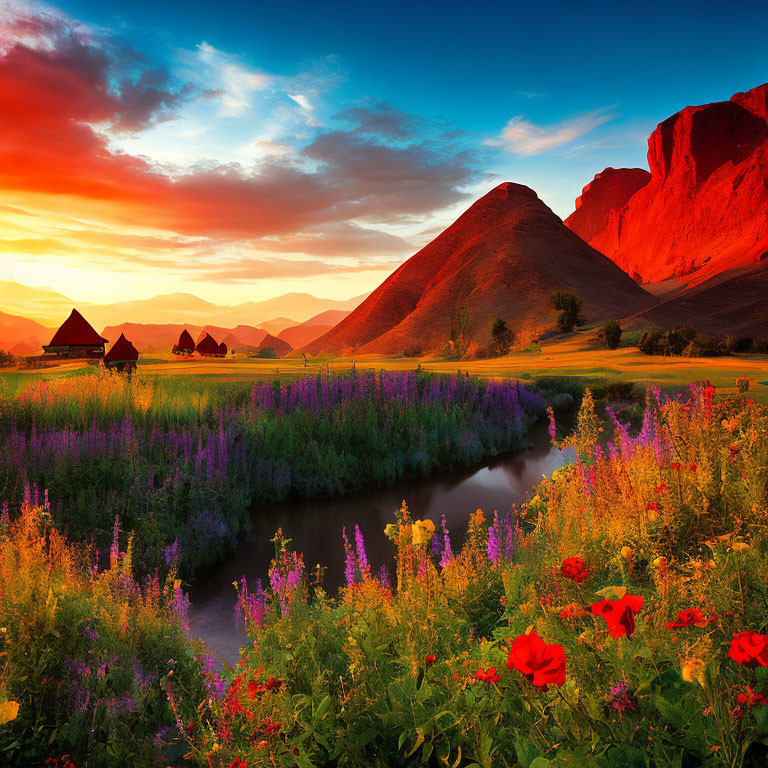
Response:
[411, 519, 435, 546]
[470, 509, 485, 526]
[0, 701, 19, 725]
[383, 523, 398, 540]
[621, 546, 634, 561]
[652, 556, 668, 569]
[731, 542, 750, 552]
[682, 658, 706, 686]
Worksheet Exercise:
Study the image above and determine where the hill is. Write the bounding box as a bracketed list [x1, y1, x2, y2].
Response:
[0, 311, 55, 354]
[632, 262, 768, 337]
[278, 324, 334, 349]
[301, 183, 656, 356]
[565, 82, 768, 289]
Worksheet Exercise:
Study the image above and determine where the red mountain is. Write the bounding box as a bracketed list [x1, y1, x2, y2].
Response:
[278, 324, 333, 349]
[633, 262, 768, 337]
[565, 82, 768, 288]
[302, 182, 656, 356]
[257, 333, 292, 358]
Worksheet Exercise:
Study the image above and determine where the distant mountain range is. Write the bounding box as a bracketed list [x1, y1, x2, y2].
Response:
[0, 281, 366, 329]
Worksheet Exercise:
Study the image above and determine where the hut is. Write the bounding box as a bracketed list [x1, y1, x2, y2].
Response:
[103, 333, 139, 372]
[43, 308, 107, 359]
[195, 332, 220, 357]
[217, 341, 228, 357]
[172, 329, 196, 356]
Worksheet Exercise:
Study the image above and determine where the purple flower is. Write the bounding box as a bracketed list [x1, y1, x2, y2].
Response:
[354, 524, 369, 578]
[379, 564, 391, 590]
[487, 525, 500, 565]
[164, 538, 179, 566]
[609, 681, 635, 713]
[439, 514, 454, 568]
[343, 527, 355, 586]
[109, 515, 120, 569]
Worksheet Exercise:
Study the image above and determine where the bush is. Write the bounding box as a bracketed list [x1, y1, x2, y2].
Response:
[255, 347, 276, 359]
[0, 502, 206, 767]
[598, 320, 622, 349]
[490, 316, 515, 355]
[550, 290, 585, 333]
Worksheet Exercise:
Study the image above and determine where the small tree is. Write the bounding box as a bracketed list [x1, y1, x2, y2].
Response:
[490, 317, 515, 356]
[550, 290, 585, 333]
[256, 347, 276, 359]
[599, 320, 622, 350]
[451, 306, 470, 355]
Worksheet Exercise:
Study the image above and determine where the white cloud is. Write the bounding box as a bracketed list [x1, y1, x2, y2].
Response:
[487, 106, 617, 156]
[197, 41, 271, 117]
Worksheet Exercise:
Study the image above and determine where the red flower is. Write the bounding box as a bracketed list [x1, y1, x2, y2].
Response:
[506, 631, 566, 690]
[560, 557, 589, 583]
[689, 463, 697, 472]
[261, 719, 281, 735]
[665, 608, 716, 629]
[229, 760, 247, 768]
[647, 502, 658, 512]
[654, 482, 667, 494]
[670, 462, 681, 471]
[475, 666, 500, 684]
[425, 654, 436, 667]
[560, 603, 589, 620]
[737, 685, 767, 708]
[591, 594, 645, 638]
[728, 632, 768, 667]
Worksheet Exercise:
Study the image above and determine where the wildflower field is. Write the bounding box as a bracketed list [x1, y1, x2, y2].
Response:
[185, 384, 768, 768]
[2, 375, 768, 767]
[0, 369, 545, 572]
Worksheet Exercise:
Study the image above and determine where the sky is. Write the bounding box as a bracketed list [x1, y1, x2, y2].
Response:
[1, 0, 767, 306]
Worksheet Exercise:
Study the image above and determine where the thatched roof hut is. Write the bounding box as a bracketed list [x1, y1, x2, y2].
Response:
[43, 309, 107, 358]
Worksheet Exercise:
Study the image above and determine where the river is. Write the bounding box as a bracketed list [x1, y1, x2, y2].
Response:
[188, 421, 576, 662]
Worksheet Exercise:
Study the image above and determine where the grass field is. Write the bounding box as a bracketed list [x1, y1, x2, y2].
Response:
[4, 334, 767, 400]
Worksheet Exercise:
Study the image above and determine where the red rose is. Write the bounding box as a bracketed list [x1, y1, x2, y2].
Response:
[475, 666, 500, 683]
[425, 654, 436, 667]
[506, 631, 566, 690]
[560, 557, 589, 583]
[728, 632, 768, 667]
[737, 685, 767, 708]
[591, 594, 645, 638]
[665, 608, 716, 629]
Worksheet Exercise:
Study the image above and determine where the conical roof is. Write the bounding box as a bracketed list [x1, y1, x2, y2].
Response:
[104, 333, 139, 364]
[177, 329, 195, 349]
[195, 332, 219, 355]
[47, 309, 107, 346]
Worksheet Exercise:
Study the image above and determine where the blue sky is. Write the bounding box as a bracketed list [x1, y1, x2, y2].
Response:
[2, 0, 767, 304]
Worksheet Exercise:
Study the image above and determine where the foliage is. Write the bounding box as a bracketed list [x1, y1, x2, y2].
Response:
[598, 320, 623, 350]
[0, 501, 206, 767]
[550, 291, 585, 333]
[0, 369, 545, 574]
[490, 317, 515, 356]
[255, 347, 276, 359]
[451, 307, 471, 356]
[183, 384, 768, 767]
[638, 328, 768, 358]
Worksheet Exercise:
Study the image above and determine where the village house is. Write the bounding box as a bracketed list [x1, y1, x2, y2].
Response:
[43, 309, 107, 359]
[103, 333, 139, 372]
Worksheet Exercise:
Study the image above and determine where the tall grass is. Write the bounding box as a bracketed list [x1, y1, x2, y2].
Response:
[0, 369, 546, 572]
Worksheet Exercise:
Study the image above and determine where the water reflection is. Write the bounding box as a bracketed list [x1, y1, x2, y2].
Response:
[188, 422, 576, 662]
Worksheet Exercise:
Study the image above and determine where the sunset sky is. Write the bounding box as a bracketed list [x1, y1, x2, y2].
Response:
[2, 0, 767, 307]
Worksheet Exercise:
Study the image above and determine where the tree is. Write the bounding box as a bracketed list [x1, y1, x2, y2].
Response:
[451, 306, 470, 355]
[599, 320, 622, 349]
[490, 316, 515, 356]
[550, 290, 585, 333]
[256, 347, 276, 359]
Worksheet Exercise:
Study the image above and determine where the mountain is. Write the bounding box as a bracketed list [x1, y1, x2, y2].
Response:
[299, 309, 351, 327]
[101, 323, 203, 353]
[278, 324, 334, 349]
[255, 317, 299, 336]
[301, 183, 657, 356]
[0, 310, 55, 354]
[632, 263, 768, 337]
[256, 333, 292, 358]
[0, 281, 367, 329]
[564, 82, 768, 289]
